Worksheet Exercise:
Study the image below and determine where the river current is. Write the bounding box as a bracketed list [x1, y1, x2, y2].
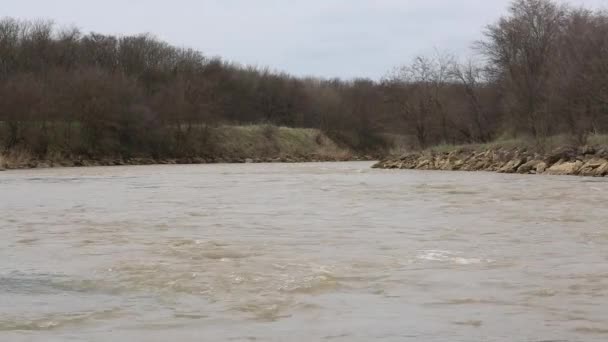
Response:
[1, 162, 607, 341]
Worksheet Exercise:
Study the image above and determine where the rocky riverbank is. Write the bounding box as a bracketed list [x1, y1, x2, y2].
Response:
[373, 146, 608, 177]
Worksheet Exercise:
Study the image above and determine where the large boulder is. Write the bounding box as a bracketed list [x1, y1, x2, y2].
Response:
[498, 158, 525, 173]
[517, 160, 543, 174]
[580, 145, 596, 155]
[546, 147, 578, 165]
[593, 161, 608, 177]
[416, 159, 431, 169]
[579, 158, 608, 177]
[372, 160, 388, 168]
[536, 162, 548, 173]
[545, 160, 583, 176]
[452, 159, 465, 170]
[437, 157, 454, 170]
[596, 148, 608, 159]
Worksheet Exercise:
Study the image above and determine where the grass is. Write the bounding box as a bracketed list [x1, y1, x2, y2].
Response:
[424, 134, 608, 155]
[587, 133, 608, 146]
[0, 124, 355, 169]
[427, 138, 533, 154]
[0, 148, 35, 169]
[210, 125, 351, 160]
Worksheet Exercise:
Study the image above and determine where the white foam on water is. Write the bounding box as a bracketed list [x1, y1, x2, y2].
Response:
[416, 250, 489, 265]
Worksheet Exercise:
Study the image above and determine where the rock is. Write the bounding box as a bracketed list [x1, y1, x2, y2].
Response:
[536, 162, 548, 174]
[472, 159, 491, 171]
[545, 160, 583, 176]
[498, 159, 524, 173]
[374, 145, 608, 177]
[416, 159, 431, 169]
[596, 162, 608, 176]
[546, 147, 577, 164]
[245, 158, 254, 163]
[438, 159, 454, 170]
[581, 145, 596, 155]
[596, 148, 608, 159]
[129, 157, 155, 165]
[452, 159, 465, 170]
[191, 157, 205, 164]
[579, 158, 608, 177]
[517, 160, 543, 174]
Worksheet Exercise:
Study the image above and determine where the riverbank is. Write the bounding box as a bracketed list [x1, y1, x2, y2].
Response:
[0, 125, 372, 170]
[374, 138, 608, 177]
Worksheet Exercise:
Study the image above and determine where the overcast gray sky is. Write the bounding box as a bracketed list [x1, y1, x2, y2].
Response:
[4, 0, 607, 79]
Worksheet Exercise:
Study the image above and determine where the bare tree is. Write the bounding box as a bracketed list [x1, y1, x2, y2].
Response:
[451, 60, 495, 142]
[479, 0, 567, 138]
[386, 51, 456, 147]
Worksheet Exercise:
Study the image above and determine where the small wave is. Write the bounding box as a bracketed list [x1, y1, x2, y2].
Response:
[444, 298, 489, 305]
[0, 309, 122, 331]
[235, 299, 293, 322]
[324, 333, 351, 340]
[575, 326, 608, 334]
[416, 250, 490, 265]
[234, 299, 323, 322]
[0, 272, 127, 297]
[200, 250, 253, 260]
[165, 240, 258, 262]
[279, 273, 341, 295]
[445, 190, 479, 195]
[429, 298, 507, 306]
[16, 238, 39, 244]
[0, 319, 62, 331]
[526, 288, 558, 297]
[452, 320, 483, 327]
[452, 257, 483, 265]
[416, 249, 454, 262]
[173, 313, 208, 319]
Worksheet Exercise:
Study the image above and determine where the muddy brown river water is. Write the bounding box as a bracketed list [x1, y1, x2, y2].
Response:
[1, 162, 608, 341]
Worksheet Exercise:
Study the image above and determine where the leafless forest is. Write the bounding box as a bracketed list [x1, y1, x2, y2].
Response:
[1, 0, 607, 160]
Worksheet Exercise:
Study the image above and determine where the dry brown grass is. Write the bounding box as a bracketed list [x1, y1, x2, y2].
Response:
[210, 125, 352, 160]
[587, 133, 608, 146]
[425, 134, 608, 155]
[1, 125, 355, 169]
[0, 149, 35, 169]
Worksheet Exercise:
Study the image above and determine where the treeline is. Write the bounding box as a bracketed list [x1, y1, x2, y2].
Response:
[0, 18, 390, 159]
[1, 0, 607, 161]
[384, 0, 608, 147]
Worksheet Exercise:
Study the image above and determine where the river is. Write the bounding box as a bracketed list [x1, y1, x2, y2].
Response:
[1, 162, 608, 341]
